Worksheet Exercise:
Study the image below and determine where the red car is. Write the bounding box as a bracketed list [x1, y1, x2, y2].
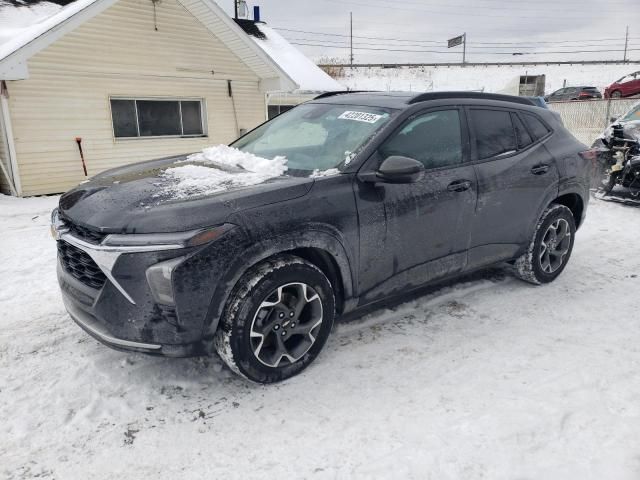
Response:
[605, 71, 640, 99]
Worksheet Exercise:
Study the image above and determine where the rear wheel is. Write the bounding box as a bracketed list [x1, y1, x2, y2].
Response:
[514, 204, 576, 285]
[214, 255, 335, 383]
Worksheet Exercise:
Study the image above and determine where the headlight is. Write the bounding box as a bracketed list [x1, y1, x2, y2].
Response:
[102, 224, 236, 248]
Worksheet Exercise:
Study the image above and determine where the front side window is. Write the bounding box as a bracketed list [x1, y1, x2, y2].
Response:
[470, 109, 517, 159]
[379, 109, 463, 169]
[233, 103, 395, 173]
[110, 98, 205, 138]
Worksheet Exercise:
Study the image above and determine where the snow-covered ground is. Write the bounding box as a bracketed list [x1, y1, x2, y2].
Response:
[2, 193, 640, 480]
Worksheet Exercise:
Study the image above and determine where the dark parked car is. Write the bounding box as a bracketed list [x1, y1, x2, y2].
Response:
[52, 92, 591, 383]
[605, 71, 640, 99]
[544, 86, 602, 102]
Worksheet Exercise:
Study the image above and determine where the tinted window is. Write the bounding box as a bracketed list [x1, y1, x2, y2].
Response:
[379, 110, 462, 169]
[522, 113, 550, 140]
[470, 109, 516, 159]
[511, 113, 533, 149]
[111, 100, 138, 137]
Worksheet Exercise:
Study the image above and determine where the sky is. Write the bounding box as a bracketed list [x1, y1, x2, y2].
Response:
[216, 0, 640, 64]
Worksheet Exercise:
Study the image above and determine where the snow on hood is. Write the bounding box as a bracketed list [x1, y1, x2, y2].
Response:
[250, 23, 343, 93]
[157, 145, 288, 199]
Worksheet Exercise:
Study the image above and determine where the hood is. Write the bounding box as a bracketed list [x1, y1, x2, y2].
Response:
[58, 153, 314, 233]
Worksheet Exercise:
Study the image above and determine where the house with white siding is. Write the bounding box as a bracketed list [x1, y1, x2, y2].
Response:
[0, 0, 333, 196]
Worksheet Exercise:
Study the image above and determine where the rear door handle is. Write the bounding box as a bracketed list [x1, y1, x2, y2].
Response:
[447, 179, 472, 192]
[531, 164, 550, 175]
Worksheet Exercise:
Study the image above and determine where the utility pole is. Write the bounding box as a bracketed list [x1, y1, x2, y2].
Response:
[234, 0, 238, 19]
[623, 25, 629, 63]
[350, 12, 354, 66]
[462, 32, 467, 65]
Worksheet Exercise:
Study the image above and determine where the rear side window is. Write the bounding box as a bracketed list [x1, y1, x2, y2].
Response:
[470, 109, 516, 159]
[379, 109, 463, 169]
[522, 113, 550, 140]
[511, 113, 533, 149]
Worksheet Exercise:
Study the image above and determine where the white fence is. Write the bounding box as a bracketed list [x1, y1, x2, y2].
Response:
[547, 98, 638, 146]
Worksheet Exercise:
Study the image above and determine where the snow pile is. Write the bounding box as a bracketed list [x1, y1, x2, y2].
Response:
[159, 145, 287, 198]
[309, 168, 340, 178]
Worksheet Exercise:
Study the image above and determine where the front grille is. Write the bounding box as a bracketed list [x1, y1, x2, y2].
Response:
[60, 215, 106, 244]
[58, 241, 107, 290]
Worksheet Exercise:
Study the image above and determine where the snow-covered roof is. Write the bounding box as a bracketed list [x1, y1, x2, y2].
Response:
[0, 0, 113, 78]
[237, 20, 343, 94]
[0, 0, 297, 91]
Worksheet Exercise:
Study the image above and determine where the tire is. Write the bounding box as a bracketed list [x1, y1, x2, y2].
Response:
[611, 90, 622, 99]
[514, 204, 576, 285]
[214, 254, 335, 383]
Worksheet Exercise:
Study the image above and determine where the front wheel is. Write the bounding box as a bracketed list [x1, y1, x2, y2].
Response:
[214, 255, 335, 383]
[611, 90, 622, 99]
[514, 204, 576, 285]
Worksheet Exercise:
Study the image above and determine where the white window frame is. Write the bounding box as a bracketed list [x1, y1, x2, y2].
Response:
[109, 96, 208, 140]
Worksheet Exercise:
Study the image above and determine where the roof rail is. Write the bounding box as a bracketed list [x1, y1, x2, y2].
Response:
[408, 91, 536, 106]
[313, 90, 375, 100]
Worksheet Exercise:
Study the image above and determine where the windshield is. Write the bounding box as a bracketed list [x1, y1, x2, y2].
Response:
[621, 103, 640, 122]
[232, 103, 395, 174]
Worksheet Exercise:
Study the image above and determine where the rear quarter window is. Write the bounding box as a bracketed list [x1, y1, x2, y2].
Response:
[522, 113, 551, 140]
[511, 113, 533, 149]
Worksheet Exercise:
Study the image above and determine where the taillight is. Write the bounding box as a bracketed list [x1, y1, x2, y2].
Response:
[579, 92, 591, 98]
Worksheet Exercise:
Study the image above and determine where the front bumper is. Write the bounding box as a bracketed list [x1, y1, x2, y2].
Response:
[59, 260, 207, 357]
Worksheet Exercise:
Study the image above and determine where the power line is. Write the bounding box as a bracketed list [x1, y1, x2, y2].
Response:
[284, 36, 635, 50]
[274, 27, 635, 47]
[289, 41, 640, 56]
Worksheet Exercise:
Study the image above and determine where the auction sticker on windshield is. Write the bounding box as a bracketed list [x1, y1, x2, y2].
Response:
[338, 111, 384, 123]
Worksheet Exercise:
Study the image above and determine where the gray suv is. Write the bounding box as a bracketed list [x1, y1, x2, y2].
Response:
[53, 92, 591, 383]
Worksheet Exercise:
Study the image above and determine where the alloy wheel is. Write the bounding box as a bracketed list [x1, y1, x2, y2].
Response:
[249, 282, 323, 368]
[539, 218, 571, 274]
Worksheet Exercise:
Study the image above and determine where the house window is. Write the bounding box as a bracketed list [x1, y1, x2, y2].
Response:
[110, 98, 206, 138]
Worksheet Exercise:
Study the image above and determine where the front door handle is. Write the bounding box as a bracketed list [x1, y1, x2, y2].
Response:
[447, 179, 472, 192]
[531, 164, 550, 175]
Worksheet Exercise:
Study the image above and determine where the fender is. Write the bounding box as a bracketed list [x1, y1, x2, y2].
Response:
[200, 224, 357, 339]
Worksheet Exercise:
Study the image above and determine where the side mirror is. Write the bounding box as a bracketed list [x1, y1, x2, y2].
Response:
[359, 155, 425, 184]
